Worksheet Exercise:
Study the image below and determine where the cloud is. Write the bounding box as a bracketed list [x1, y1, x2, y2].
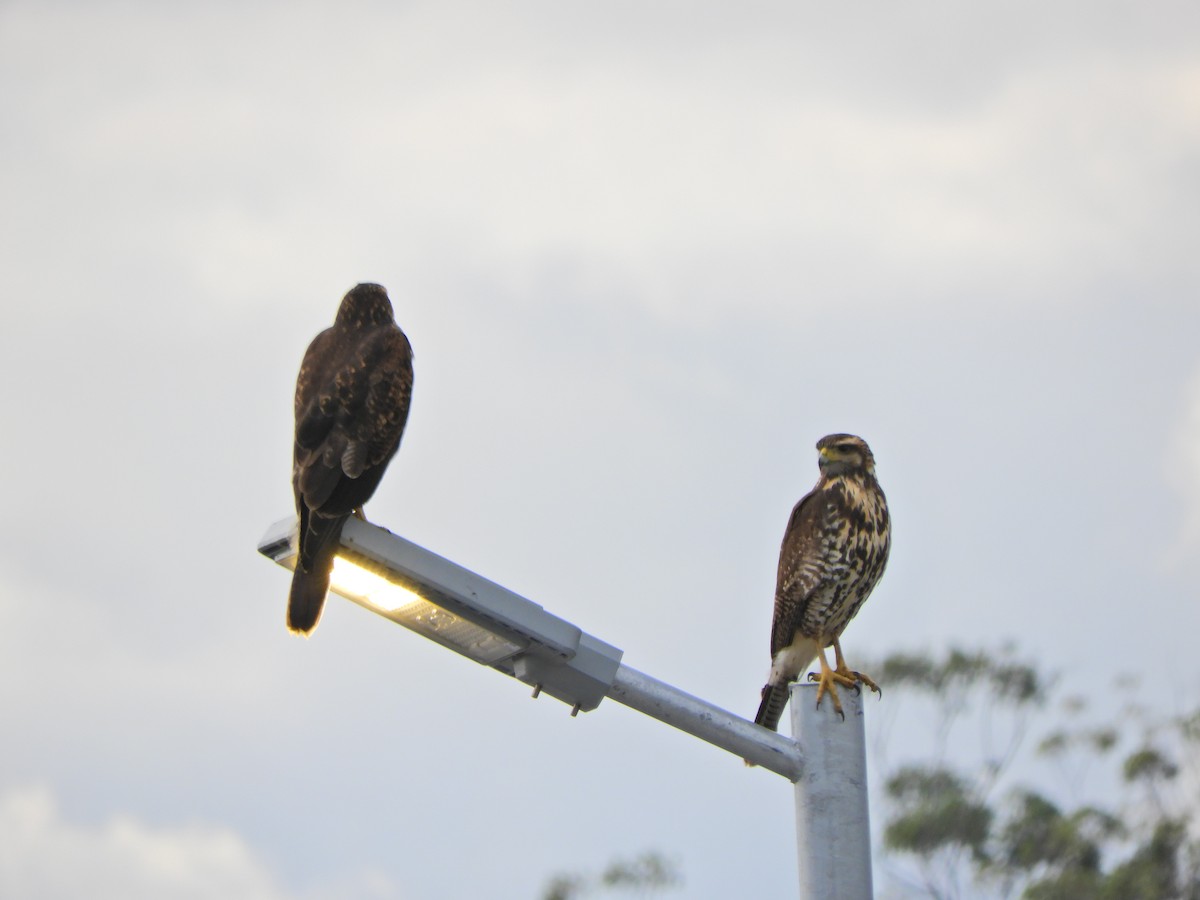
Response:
[0, 786, 284, 900]
[0, 787, 403, 900]
[3, 1, 1197, 328]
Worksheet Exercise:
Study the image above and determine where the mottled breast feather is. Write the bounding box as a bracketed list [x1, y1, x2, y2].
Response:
[770, 467, 890, 656]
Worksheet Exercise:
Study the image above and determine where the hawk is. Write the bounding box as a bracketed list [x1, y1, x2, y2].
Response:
[754, 434, 891, 729]
[288, 283, 414, 635]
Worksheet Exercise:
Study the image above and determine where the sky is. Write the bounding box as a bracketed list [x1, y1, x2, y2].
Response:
[2, 1, 1199, 897]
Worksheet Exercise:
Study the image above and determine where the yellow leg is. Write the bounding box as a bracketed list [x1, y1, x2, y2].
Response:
[807, 645, 858, 719]
[832, 639, 881, 697]
[807, 640, 881, 719]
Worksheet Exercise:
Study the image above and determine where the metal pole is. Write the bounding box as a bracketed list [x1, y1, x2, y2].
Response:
[791, 682, 873, 899]
[606, 664, 805, 782]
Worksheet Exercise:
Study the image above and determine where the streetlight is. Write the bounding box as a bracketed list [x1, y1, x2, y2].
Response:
[258, 515, 872, 897]
[258, 515, 621, 714]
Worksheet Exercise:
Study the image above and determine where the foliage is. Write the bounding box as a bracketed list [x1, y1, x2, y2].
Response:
[541, 852, 682, 900]
[885, 766, 993, 866]
[872, 646, 1200, 900]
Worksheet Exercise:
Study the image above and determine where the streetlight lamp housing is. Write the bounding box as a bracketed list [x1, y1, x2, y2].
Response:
[258, 516, 623, 714]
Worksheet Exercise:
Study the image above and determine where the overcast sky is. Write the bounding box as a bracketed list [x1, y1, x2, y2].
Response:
[2, 2, 1199, 898]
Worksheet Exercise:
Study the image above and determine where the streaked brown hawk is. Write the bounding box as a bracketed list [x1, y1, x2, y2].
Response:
[288, 283, 414, 635]
[754, 434, 891, 729]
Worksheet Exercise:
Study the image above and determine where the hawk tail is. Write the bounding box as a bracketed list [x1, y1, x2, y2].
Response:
[287, 566, 330, 635]
[754, 681, 792, 732]
[287, 515, 347, 635]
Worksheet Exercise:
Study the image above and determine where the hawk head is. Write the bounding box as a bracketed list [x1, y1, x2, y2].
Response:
[335, 282, 395, 329]
[816, 433, 876, 477]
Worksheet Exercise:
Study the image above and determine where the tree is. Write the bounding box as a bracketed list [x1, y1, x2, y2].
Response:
[871, 646, 1200, 900]
[540, 852, 682, 900]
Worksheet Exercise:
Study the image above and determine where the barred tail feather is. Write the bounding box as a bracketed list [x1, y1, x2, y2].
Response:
[755, 681, 793, 731]
[287, 514, 346, 635]
[287, 564, 330, 635]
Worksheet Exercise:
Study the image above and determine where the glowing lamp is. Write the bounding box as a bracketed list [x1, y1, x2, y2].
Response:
[257, 516, 623, 713]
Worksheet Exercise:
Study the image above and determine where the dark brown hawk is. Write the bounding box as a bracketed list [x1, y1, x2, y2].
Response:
[754, 434, 891, 729]
[288, 283, 414, 635]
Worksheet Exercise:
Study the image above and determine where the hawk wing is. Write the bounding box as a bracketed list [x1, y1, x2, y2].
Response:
[288, 299, 413, 635]
[770, 487, 832, 656]
[293, 325, 413, 523]
[753, 486, 832, 730]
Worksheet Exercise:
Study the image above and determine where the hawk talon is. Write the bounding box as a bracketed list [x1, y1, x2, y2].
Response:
[848, 670, 882, 698]
[807, 653, 882, 721]
[813, 685, 846, 721]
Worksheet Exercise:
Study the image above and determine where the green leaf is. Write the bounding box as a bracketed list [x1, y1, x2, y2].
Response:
[884, 765, 992, 861]
[999, 791, 1100, 873]
[1123, 747, 1178, 783]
